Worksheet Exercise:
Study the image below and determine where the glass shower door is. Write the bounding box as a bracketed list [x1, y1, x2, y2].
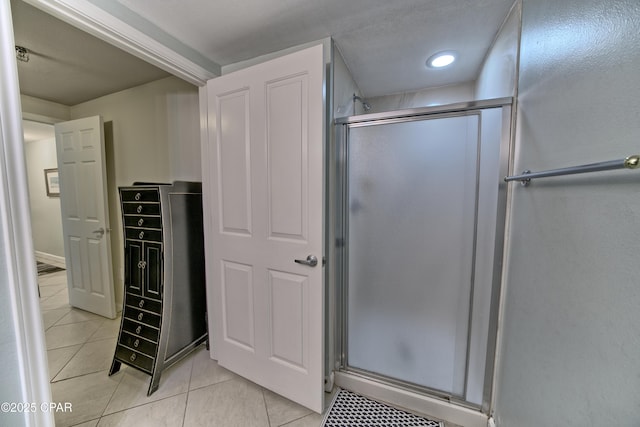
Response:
[346, 114, 479, 397]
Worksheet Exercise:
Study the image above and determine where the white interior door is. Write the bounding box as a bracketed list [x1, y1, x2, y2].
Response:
[204, 44, 324, 412]
[55, 116, 116, 319]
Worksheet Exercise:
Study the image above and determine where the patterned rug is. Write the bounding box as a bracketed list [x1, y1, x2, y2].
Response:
[37, 261, 65, 275]
[322, 389, 443, 427]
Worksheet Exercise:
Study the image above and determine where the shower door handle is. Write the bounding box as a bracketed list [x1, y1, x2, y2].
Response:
[294, 255, 318, 267]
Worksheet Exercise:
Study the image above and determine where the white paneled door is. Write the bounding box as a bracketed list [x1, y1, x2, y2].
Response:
[55, 116, 116, 319]
[204, 45, 324, 412]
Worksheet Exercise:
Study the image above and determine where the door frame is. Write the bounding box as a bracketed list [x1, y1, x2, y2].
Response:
[0, 2, 53, 425]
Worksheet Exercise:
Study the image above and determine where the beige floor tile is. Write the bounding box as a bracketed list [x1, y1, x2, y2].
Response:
[104, 355, 193, 415]
[97, 394, 187, 427]
[40, 291, 71, 311]
[41, 307, 72, 330]
[88, 316, 122, 342]
[188, 345, 237, 390]
[56, 308, 109, 325]
[39, 283, 67, 297]
[38, 271, 68, 286]
[47, 344, 82, 381]
[54, 338, 117, 382]
[45, 320, 102, 350]
[263, 388, 313, 427]
[68, 419, 99, 427]
[183, 377, 269, 427]
[279, 412, 323, 427]
[51, 369, 123, 427]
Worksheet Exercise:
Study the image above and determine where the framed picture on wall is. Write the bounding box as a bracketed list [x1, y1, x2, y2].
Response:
[44, 168, 60, 197]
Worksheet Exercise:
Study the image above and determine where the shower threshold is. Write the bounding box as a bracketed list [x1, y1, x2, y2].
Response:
[334, 371, 488, 427]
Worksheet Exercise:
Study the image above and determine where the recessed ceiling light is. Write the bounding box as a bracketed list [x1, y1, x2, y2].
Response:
[426, 51, 456, 68]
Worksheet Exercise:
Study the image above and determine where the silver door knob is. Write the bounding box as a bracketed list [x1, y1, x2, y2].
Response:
[93, 227, 105, 238]
[294, 255, 318, 267]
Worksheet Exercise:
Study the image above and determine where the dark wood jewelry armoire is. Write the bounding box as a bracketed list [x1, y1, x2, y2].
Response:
[109, 181, 207, 395]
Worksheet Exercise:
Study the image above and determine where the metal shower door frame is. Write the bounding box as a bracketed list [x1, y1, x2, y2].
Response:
[331, 98, 513, 415]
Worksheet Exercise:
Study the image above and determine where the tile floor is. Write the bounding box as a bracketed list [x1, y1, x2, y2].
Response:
[38, 270, 328, 427]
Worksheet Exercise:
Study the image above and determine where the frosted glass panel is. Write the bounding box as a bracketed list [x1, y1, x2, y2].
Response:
[347, 115, 479, 396]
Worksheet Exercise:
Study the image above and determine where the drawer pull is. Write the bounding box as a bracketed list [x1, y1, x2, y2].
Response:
[135, 192, 142, 201]
[138, 313, 144, 321]
[137, 205, 143, 213]
[139, 231, 145, 239]
[137, 261, 146, 269]
[135, 325, 142, 334]
[133, 339, 140, 348]
[130, 353, 137, 362]
[138, 218, 144, 226]
[138, 300, 145, 308]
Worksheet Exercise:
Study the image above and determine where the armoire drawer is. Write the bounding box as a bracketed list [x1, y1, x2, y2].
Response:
[123, 306, 161, 328]
[125, 293, 162, 315]
[121, 318, 159, 343]
[125, 228, 162, 242]
[122, 202, 161, 216]
[115, 345, 154, 374]
[119, 331, 158, 358]
[124, 215, 162, 229]
[121, 189, 160, 202]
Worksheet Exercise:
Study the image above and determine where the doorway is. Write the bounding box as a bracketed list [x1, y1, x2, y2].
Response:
[23, 120, 65, 271]
[333, 99, 512, 416]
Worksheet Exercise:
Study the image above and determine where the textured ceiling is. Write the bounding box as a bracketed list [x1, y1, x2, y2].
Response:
[11, 0, 515, 106]
[117, 0, 515, 97]
[11, 0, 170, 106]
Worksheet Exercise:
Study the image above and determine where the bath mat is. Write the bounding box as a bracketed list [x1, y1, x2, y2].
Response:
[322, 389, 443, 427]
[37, 261, 65, 275]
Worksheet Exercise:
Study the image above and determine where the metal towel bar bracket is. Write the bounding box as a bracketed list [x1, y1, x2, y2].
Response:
[504, 155, 640, 186]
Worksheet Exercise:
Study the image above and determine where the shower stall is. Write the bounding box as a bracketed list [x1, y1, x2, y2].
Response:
[330, 99, 512, 418]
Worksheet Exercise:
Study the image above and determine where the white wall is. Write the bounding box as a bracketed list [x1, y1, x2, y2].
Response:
[70, 75, 200, 184]
[69, 75, 200, 306]
[365, 82, 475, 114]
[24, 135, 64, 259]
[475, 1, 521, 100]
[333, 44, 362, 118]
[494, 0, 640, 425]
[21, 94, 70, 122]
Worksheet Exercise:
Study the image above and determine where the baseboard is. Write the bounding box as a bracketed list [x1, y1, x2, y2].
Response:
[334, 371, 488, 427]
[35, 251, 66, 269]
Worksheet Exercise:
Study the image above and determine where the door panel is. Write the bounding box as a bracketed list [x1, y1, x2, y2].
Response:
[144, 242, 162, 298]
[221, 261, 255, 350]
[125, 242, 143, 296]
[55, 116, 116, 319]
[217, 90, 252, 235]
[79, 161, 99, 220]
[266, 75, 307, 241]
[87, 238, 105, 293]
[269, 270, 307, 369]
[205, 44, 324, 412]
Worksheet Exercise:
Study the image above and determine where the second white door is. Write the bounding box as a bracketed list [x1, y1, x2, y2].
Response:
[55, 116, 116, 319]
